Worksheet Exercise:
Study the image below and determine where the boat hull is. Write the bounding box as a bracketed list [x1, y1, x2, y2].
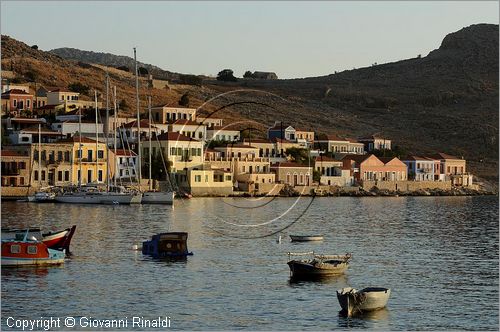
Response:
[1, 241, 65, 267]
[287, 260, 349, 277]
[290, 235, 324, 242]
[141, 191, 174, 204]
[55, 193, 141, 204]
[337, 287, 391, 316]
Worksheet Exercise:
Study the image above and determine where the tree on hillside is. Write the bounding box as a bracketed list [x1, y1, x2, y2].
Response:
[138, 67, 149, 76]
[217, 69, 237, 82]
[24, 71, 36, 82]
[285, 147, 311, 165]
[119, 99, 129, 111]
[179, 93, 190, 107]
[243, 71, 253, 78]
[116, 65, 129, 72]
[179, 74, 202, 86]
[31, 45, 38, 50]
[68, 82, 90, 95]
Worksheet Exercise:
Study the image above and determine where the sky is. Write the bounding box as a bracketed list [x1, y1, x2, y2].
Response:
[1, 1, 498, 79]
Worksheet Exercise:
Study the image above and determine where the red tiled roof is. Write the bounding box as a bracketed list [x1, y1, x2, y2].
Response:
[428, 152, 461, 160]
[173, 119, 200, 126]
[341, 154, 373, 164]
[215, 144, 257, 149]
[1, 149, 24, 157]
[57, 135, 98, 144]
[243, 139, 273, 144]
[271, 162, 313, 168]
[112, 149, 137, 156]
[402, 155, 435, 162]
[358, 135, 390, 141]
[121, 120, 157, 129]
[2, 89, 31, 96]
[320, 134, 348, 142]
[156, 132, 199, 142]
[208, 126, 239, 131]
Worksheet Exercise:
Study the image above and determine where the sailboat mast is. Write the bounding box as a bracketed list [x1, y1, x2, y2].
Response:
[78, 108, 82, 188]
[38, 123, 41, 188]
[113, 86, 117, 187]
[95, 90, 99, 184]
[105, 72, 110, 191]
[134, 47, 142, 189]
[148, 96, 152, 191]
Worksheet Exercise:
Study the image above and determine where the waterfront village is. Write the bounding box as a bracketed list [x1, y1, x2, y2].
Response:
[0, 82, 478, 199]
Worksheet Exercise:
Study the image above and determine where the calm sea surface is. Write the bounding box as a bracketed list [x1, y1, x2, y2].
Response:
[1, 196, 498, 330]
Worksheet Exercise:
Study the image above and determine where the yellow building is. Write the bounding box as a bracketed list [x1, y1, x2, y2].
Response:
[63, 136, 110, 184]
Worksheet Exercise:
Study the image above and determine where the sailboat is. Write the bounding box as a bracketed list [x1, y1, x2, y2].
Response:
[132, 48, 174, 204]
[54, 89, 142, 205]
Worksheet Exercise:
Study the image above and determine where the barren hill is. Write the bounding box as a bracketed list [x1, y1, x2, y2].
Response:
[1, 24, 498, 183]
[49, 47, 179, 81]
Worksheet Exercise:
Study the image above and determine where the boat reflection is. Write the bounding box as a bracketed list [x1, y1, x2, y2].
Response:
[337, 307, 390, 328]
[1, 265, 64, 278]
[288, 273, 348, 286]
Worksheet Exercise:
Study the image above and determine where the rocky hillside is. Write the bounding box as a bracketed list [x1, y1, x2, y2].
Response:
[1, 24, 498, 183]
[49, 47, 179, 80]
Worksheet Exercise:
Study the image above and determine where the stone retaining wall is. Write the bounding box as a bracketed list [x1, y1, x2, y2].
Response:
[361, 180, 452, 191]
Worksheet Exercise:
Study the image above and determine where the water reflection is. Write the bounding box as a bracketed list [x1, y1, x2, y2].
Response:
[337, 308, 391, 329]
[288, 274, 349, 286]
[1, 197, 498, 330]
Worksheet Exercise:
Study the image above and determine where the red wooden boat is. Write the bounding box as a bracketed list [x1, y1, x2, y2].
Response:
[2, 233, 65, 266]
[1, 225, 76, 254]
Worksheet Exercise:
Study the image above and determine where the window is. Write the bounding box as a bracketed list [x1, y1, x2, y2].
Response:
[205, 175, 209, 182]
[64, 151, 70, 162]
[225, 175, 231, 181]
[195, 175, 201, 182]
[10, 244, 21, 254]
[197, 148, 201, 156]
[98, 170, 103, 182]
[27, 245, 38, 254]
[87, 150, 93, 160]
[41, 171, 46, 181]
[19, 177, 24, 185]
[98, 150, 104, 159]
[57, 151, 63, 161]
[198, 132, 203, 139]
[58, 171, 63, 181]
[41, 150, 46, 161]
[64, 171, 69, 181]
[27, 99, 30, 108]
[19, 162, 26, 169]
[34, 170, 38, 181]
[87, 170, 92, 182]
[78, 170, 81, 183]
[21, 136, 30, 142]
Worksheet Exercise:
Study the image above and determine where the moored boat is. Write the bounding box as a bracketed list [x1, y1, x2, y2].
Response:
[142, 232, 193, 258]
[1, 231, 65, 266]
[290, 235, 324, 242]
[287, 252, 352, 278]
[141, 191, 175, 204]
[55, 185, 141, 205]
[2, 225, 76, 254]
[336, 287, 391, 317]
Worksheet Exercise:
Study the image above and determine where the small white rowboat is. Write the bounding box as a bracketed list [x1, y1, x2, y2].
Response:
[337, 287, 391, 316]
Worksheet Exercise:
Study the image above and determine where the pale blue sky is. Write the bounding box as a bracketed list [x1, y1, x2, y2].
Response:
[1, 1, 498, 79]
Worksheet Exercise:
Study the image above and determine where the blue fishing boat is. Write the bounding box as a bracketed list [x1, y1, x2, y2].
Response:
[142, 232, 193, 258]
